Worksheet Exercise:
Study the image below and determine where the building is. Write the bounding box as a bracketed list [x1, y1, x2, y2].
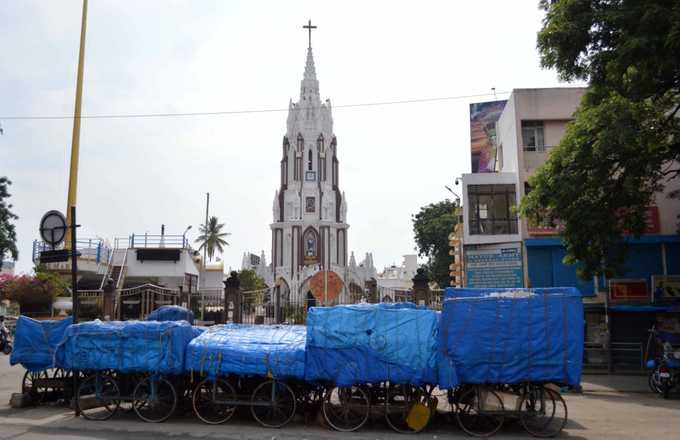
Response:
[377, 255, 418, 301]
[243, 31, 376, 304]
[458, 87, 680, 371]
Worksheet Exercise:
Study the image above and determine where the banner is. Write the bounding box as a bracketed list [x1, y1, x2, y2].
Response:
[470, 100, 507, 173]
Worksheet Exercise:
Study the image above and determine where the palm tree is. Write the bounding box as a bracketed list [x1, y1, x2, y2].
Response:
[195, 216, 230, 262]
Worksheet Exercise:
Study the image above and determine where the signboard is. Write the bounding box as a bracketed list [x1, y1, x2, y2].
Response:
[643, 206, 661, 234]
[470, 100, 507, 173]
[465, 243, 524, 288]
[39, 210, 67, 247]
[609, 279, 649, 302]
[652, 275, 680, 302]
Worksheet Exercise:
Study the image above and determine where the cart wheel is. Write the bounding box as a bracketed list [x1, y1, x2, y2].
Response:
[519, 386, 567, 437]
[322, 385, 370, 432]
[455, 386, 505, 437]
[77, 373, 121, 421]
[385, 384, 432, 433]
[22, 370, 49, 404]
[133, 376, 177, 423]
[250, 379, 297, 428]
[192, 378, 237, 425]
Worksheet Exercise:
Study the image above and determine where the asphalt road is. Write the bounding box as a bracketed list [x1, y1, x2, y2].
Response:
[2, 354, 680, 440]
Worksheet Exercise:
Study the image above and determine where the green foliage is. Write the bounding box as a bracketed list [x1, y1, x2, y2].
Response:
[0, 177, 19, 267]
[195, 216, 231, 261]
[522, 0, 680, 279]
[238, 269, 267, 292]
[412, 200, 458, 288]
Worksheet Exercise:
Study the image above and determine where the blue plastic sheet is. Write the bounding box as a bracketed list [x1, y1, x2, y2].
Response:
[185, 324, 306, 380]
[10, 316, 73, 371]
[438, 288, 584, 388]
[147, 305, 195, 324]
[305, 303, 439, 386]
[55, 320, 195, 374]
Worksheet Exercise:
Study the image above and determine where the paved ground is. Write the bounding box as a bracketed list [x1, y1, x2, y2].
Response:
[1, 354, 679, 439]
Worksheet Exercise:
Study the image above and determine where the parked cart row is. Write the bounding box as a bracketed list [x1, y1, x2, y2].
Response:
[10, 290, 584, 437]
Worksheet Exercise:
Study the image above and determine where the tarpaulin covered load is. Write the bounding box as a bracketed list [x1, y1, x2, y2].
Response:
[185, 324, 306, 380]
[55, 320, 195, 374]
[438, 287, 584, 388]
[147, 305, 195, 324]
[10, 316, 73, 371]
[305, 303, 439, 386]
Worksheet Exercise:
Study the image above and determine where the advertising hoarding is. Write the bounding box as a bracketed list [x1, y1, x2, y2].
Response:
[470, 100, 507, 173]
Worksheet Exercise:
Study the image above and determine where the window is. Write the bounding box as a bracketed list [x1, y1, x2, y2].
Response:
[522, 121, 545, 152]
[317, 134, 324, 151]
[308, 150, 313, 171]
[296, 134, 304, 151]
[468, 184, 518, 235]
[305, 197, 315, 213]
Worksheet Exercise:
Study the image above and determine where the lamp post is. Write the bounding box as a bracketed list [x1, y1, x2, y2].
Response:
[444, 185, 461, 206]
[183, 225, 192, 247]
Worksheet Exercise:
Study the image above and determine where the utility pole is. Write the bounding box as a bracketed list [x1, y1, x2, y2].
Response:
[203, 192, 209, 266]
[65, 0, 88, 249]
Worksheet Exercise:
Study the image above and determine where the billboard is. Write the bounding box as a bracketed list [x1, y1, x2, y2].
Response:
[470, 100, 507, 173]
[465, 242, 524, 288]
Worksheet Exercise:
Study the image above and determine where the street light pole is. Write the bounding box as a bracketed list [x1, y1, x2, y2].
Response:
[65, 0, 88, 249]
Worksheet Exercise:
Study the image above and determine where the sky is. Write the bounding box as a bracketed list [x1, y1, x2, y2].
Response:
[1, 0, 576, 275]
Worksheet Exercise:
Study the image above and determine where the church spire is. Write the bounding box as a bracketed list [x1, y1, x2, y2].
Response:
[304, 47, 317, 81]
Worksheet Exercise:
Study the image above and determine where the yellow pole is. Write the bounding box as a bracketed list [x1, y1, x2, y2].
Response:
[65, 0, 88, 249]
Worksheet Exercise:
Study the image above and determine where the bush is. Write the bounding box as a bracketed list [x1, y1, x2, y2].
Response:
[1, 271, 67, 306]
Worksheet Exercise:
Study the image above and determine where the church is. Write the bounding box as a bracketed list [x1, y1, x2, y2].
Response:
[243, 22, 376, 304]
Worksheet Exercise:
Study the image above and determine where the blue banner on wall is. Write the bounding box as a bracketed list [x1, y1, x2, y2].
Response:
[465, 243, 524, 288]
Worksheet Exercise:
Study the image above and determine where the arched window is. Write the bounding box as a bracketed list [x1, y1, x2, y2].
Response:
[296, 134, 304, 151]
[308, 150, 313, 171]
[317, 134, 324, 151]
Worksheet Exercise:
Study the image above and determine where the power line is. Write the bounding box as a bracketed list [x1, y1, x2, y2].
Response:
[0, 91, 514, 121]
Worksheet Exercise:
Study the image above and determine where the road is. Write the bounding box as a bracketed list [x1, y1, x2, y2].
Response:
[1, 354, 679, 439]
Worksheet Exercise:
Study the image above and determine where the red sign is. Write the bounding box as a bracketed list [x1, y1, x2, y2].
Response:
[609, 279, 649, 302]
[642, 206, 660, 234]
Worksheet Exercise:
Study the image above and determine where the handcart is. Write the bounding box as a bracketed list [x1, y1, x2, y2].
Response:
[451, 383, 567, 437]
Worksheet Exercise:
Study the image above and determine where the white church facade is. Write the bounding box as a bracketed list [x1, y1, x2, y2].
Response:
[243, 25, 376, 303]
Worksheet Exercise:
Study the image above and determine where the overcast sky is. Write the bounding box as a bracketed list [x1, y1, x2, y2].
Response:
[1, 0, 576, 275]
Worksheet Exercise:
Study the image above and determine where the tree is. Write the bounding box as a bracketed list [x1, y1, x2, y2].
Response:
[0, 177, 19, 268]
[412, 200, 459, 288]
[195, 216, 231, 262]
[238, 269, 267, 292]
[521, 0, 680, 279]
[0, 267, 67, 308]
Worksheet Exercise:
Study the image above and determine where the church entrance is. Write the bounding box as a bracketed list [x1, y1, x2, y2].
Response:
[306, 291, 317, 310]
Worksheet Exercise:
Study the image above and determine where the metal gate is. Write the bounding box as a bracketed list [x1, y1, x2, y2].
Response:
[118, 283, 180, 320]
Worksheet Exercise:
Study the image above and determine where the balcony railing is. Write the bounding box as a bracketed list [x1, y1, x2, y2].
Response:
[127, 234, 190, 249]
[32, 239, 111, 265]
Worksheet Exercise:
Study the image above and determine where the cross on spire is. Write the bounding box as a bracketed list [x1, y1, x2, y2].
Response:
[303, 19, 317, 49]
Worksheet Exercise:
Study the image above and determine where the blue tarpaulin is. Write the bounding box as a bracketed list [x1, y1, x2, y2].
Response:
[305, 303, 439, 386]
[147, 305, 195, 324]
[10, 316, 73, 371]
[439, 287, 584, 388]
[185, 324, 306, 380]
[55, 320, 195, 374]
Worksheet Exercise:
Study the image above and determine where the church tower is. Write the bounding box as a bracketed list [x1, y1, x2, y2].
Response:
[270, 23, 349, 302]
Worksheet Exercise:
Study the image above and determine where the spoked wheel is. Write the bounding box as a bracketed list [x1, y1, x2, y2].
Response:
[250, 379, 297, 428]
[77, 373, 121, 421]
[22, 370, 49, 404]
[322, 385, 370, 432]
[519, 386, 567, 437]
[192, 378, 237, 425]
[385, 384, 433, 433]
[649, 367, 663, 394]
[133, 376, 178, 423]
[455, 386, 505, 437]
